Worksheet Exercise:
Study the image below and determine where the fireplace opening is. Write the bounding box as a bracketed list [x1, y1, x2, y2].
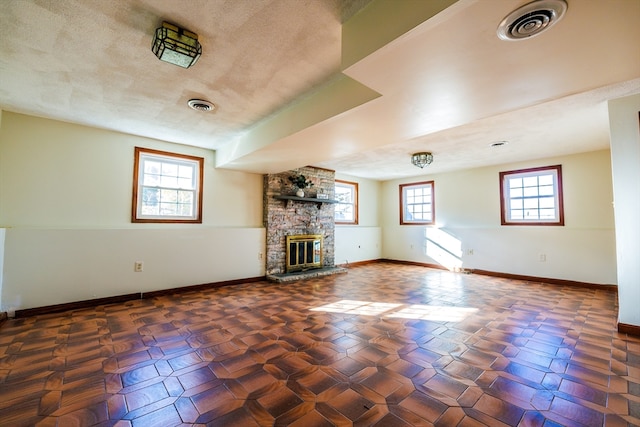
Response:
[286, 234, 323, 272]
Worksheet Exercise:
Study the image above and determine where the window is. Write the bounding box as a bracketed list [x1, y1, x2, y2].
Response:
[132, 147, 204, 223]
[335, 180, 358, 224]
[500, 165, 564, 226]
[400, 181, 435, 225]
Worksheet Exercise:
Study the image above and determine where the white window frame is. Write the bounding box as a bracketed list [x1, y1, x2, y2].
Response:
[132, 147, 204, 223]
[500, 165, 564, 226]
[400, 181, 435, 225]
[335, 180, 358, 224]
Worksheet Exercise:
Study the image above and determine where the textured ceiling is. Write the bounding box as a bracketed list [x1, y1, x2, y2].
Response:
[1, 0, 639, 180]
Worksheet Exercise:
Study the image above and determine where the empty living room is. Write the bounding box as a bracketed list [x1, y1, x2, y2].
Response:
[1, 0, 639, 426]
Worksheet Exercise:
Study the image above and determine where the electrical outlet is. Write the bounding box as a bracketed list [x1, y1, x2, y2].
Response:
[134, 261, 144, 272]
[539, 254, 546, 262]
[258, 252, 263, 260]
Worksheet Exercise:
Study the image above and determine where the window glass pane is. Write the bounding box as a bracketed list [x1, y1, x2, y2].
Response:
[509, 178, 523, 188]
[522, 176, 538, 187]
[142, 187, 159, 204]
[523, 186, 539, 197]
[160, 202, 177, 215]
[524, 209, 539, 219]
[511, 210, 524, 219]
[336, 206, 353, 221]
[178, 177, 192, 189]
[177, 190, 193, 203]
[143, 173, 160, 186]
[539, 185, 554, 196]
[540, 208, 556, 219]
[161, 163, 178, 177]
[523, 198, 538, 209]
[178, 165, 193, 179]
[144, 161, 161, 174]
[539, 197, 555, 208]
[160, 188, 177, 202]
[178, 203, 192, 216]
[538, 174, 553, 186]
[335, 187, 352, 203]
[510, 199, 523, 210]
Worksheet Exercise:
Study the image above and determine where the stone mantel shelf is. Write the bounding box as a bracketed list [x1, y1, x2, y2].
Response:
[274, 195, 339, 208]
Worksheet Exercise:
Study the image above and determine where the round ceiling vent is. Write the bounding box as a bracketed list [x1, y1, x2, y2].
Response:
[187, 99, 216, 112]
[497, 0, 567, 41]
[490, 141, 509, 147]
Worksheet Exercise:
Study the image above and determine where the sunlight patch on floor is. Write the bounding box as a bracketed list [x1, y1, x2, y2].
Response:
[387, 304, 478, 322]
[310, 299, 477, 322]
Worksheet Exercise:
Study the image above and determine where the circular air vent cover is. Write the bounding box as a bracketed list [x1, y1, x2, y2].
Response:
[187, 99, 216, 112]
[497, 0, 567, 41]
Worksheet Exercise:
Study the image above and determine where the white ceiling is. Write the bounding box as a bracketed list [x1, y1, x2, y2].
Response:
[1, 0, 639, 180]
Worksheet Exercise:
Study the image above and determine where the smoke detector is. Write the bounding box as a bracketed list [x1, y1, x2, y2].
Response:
[187, 99, 216, 112]
[497, 0, 567, 41]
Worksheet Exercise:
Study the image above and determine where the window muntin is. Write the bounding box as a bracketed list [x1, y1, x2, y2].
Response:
[132, 147, 204, 223]
[335, 180, 358, 224]
[400, 181, 435, 225]
[500, 165, 564, 226]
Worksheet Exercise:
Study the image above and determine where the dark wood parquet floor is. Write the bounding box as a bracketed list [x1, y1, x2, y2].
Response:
[1, 263, 639, 427]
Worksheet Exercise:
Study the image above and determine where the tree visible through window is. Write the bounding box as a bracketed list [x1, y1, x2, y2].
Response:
[400, 181, 435, 225]
[500, 165, 564, 226]
[132, 147, 204, 223]
[335, 180, 358, 224]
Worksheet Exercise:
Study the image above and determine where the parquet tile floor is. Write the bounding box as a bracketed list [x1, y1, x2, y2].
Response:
[1, 262, 639, 426]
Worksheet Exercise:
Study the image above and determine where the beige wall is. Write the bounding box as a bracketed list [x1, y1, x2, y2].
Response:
[380, 150, 617, 285]
[334, 173, 382, 265]
[0, 112, 265, 311]
[0, 112, 263, 228]
[608, 94, 640, 326]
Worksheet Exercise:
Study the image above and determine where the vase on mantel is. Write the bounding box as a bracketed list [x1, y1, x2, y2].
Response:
[296, 188, 305, 197]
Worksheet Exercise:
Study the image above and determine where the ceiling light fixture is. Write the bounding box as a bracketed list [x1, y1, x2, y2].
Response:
[411, 152, 434, 168]
[497, 0, 567, 41]
[152, 22, 202, 68]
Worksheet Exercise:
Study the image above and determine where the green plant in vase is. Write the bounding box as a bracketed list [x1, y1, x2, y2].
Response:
[288, 174, 314, 197]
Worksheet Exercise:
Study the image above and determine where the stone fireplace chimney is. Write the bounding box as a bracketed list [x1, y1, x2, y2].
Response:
[263, 166, 340, 280]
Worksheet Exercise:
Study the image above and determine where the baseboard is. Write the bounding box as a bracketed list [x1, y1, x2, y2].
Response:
[16, 293, 142, 318]
[379, 258, 448, 271]
[618, 322, 640, 337]
[337, 259, 380, 268]
[377, 259, 616, 291]
[14, 276, 265, 318]
[470, 268, 617, 291]
[142, 276, 265, 298]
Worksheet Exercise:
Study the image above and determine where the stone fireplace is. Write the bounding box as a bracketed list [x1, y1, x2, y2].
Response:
[264, 166, 345, 281]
